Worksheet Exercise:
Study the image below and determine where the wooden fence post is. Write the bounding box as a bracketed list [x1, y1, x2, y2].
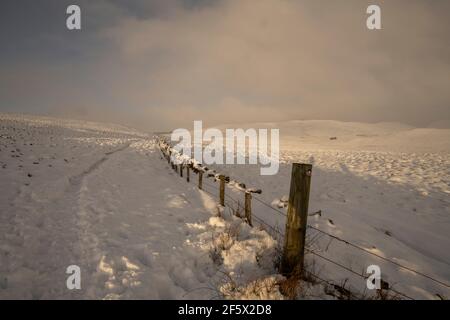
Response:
[198, 171, 203, 190]
[281, 163, 312, 277]
[245, 192, 252, 226]
[219, 175, 225, 206]
[186, 165, 190, 182]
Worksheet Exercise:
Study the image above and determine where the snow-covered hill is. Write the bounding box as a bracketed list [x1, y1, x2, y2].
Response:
[1, 114, 449, 300]
[215, 119, 450, 153]
[0, 114, 280, 299]
[205, 119, 450, 299]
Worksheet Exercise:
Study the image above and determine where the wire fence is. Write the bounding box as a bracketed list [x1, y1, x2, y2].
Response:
[156, 137, 449, 300]
[231, 175, 447, 287]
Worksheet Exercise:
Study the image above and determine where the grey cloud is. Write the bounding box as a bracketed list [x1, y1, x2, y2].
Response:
[1, 0, 449, 130]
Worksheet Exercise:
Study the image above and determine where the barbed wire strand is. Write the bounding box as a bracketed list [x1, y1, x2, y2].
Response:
[307, 225, 450, 289]
[305, 250, 414, 300]
[157, 142, 449, 292]
[212, 179, 450, 290]
[252, 195, 287, 217]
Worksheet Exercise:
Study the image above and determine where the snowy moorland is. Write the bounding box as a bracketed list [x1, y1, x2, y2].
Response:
[204, 120, 450, 299]
[0, 113, 281, 299]
[0, 113, 449, 299]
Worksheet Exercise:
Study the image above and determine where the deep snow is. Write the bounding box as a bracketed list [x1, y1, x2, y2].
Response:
[203, 120, 450, 299]
[1, 114, 449, 300]
[0, 114, 280, 299]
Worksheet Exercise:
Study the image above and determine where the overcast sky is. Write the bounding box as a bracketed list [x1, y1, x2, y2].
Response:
[1, 0, 449, 130]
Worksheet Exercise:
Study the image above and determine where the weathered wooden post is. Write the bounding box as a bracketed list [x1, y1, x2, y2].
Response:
[281, 163, 312, 277]
[244, 192, 252, 226]
[198, 171, 203, 190]
[219, 175, 225, 206]
[186, 164, 190, 182]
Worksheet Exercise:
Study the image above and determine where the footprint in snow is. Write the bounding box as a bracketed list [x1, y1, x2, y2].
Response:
[327, 219, 336, 228]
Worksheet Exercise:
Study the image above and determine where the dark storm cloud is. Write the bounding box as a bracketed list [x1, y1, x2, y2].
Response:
[0, 0, 449, 130]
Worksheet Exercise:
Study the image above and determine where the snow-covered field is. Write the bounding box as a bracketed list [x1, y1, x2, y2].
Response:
[206, 120, 450, 299]
[1, 114, 449, 299]
[0, 114, 280, 299]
